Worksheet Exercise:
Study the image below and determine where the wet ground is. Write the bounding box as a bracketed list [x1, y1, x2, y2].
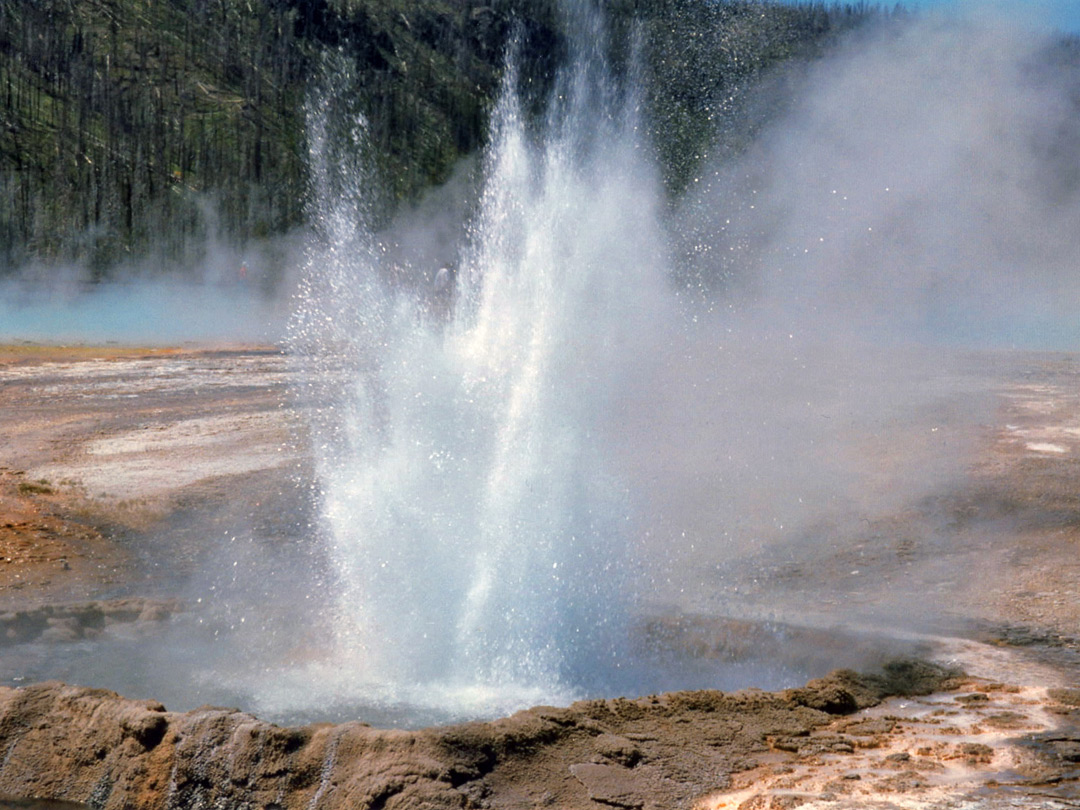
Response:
[0, 345, 309, 603]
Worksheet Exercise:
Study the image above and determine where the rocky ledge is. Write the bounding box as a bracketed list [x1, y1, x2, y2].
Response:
[0, 661, 967, 810]
[1, 661, 1078, 809]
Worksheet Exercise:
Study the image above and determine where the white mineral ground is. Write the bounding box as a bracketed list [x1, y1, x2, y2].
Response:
[0, 344, 1077, 810]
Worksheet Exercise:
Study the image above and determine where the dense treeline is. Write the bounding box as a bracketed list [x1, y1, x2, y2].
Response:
[0, 0, 308, 274]
[0, 0, 883, 277]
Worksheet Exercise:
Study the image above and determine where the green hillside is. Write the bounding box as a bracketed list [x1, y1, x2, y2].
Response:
[0, 0, 880, 277]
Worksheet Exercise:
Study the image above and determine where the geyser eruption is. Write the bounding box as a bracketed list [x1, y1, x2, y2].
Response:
[288, 9, 670, 716]
[272, 5, 1080, 725]
[5, 2, 1078, 737]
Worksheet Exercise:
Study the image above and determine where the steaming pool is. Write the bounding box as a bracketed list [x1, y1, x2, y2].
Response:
[0, 343, 906, 726]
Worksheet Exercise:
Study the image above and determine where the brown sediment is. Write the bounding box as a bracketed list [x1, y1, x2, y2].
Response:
[0, 469, 128, 610]
[0, 342, 273, 368]
[0, 344, 187, 368]
[0, 663, 1076, 809]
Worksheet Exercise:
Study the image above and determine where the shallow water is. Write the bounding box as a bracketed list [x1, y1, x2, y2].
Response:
[0, 603, 927, 728]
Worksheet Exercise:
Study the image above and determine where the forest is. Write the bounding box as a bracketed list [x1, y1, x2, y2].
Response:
[0, 1, 902, 278]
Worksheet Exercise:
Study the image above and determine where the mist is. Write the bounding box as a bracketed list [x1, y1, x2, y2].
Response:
[639, 13, 1080, 628]
[0, 237, 302, 345]
[679, 15, 1080, 349]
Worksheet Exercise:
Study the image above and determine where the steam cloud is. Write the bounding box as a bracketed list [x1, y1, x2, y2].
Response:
[681, 15, 1080, 348]
[0, 238, 300, 344]
[645, 13, 1080, 624]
